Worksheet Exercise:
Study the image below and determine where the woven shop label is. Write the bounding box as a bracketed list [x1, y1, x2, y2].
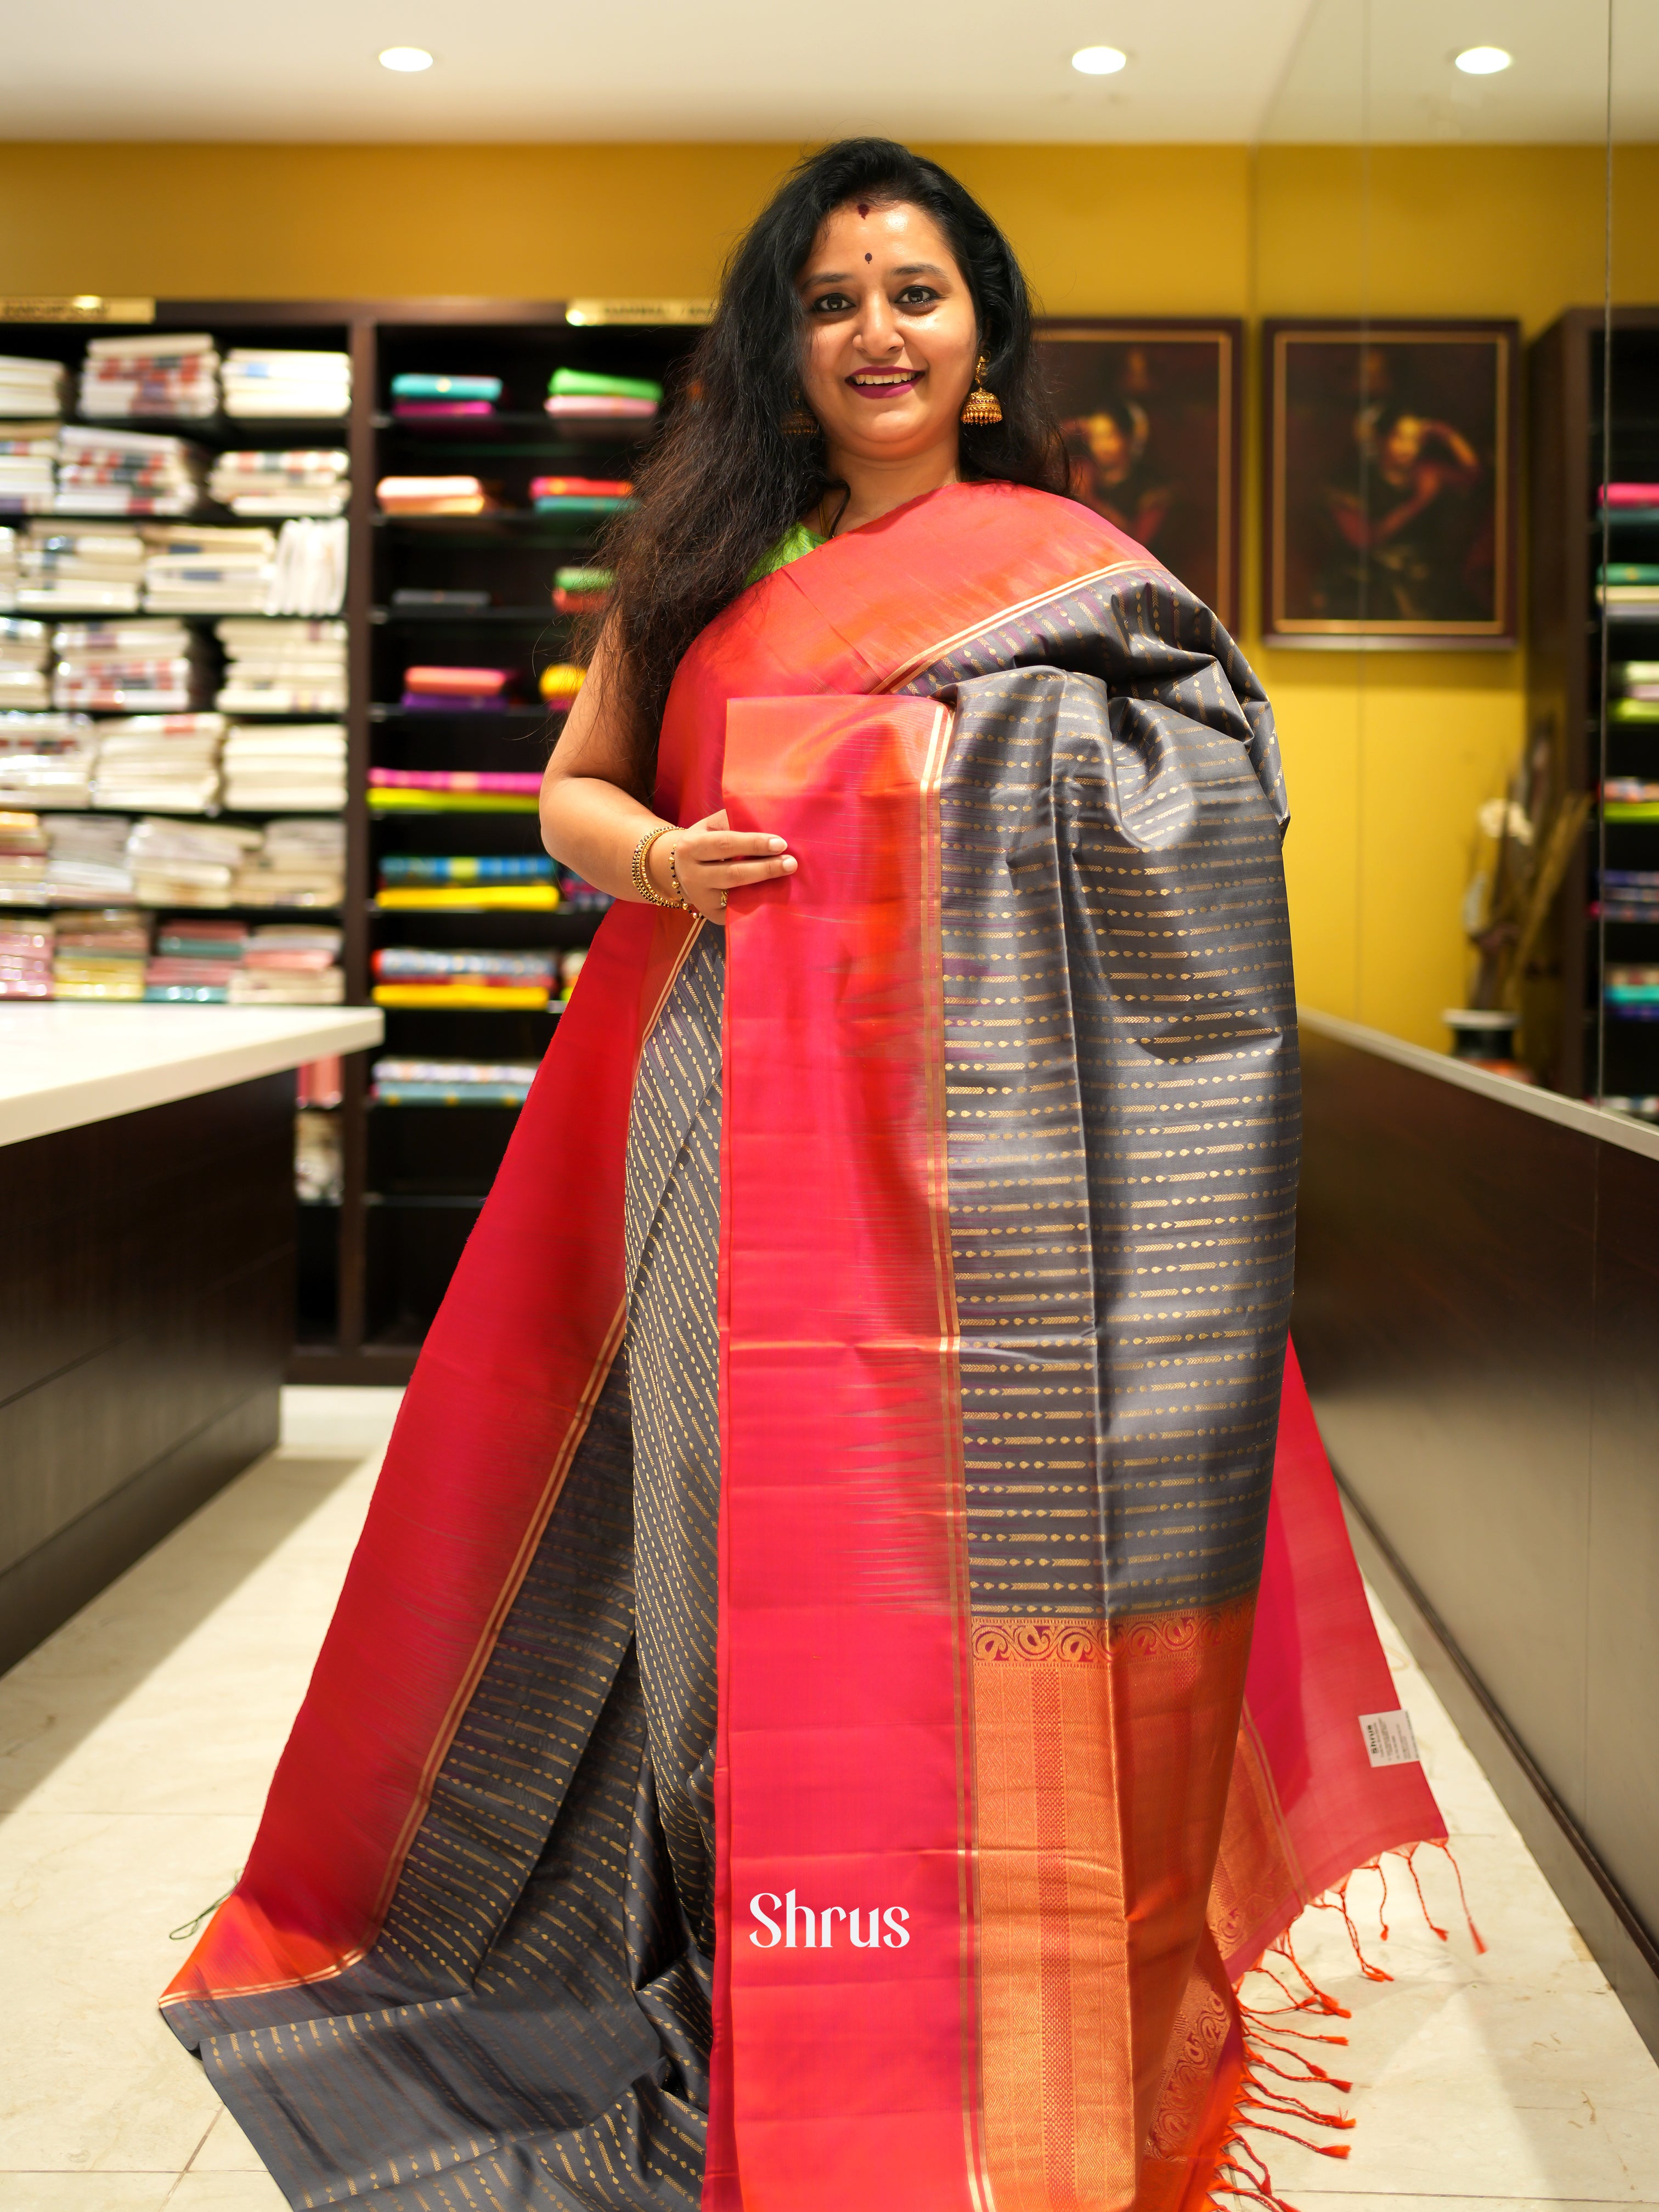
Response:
[1359, 1708, 1421, 1767]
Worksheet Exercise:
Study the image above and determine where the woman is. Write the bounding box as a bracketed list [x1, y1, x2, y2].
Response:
[163, 141, 1444, 2212]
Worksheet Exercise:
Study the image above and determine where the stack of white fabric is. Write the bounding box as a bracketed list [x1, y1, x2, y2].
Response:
[222, 722, 345, 810]
[216, 620, 347, 714]
[142, 524, 274, 613]
[0, 527, 17, 610]
[0, 356, 67, 420]
[89, 713, 225, 813]
[79, 334, 218, 420]
[0, 716, 97, 808]
[16, 524, 144, 612]
[55, 427, 205, 517]
[126, 815, 260, 905]
[221, 351, 350, 420]
[0, 619, 50, 710]
[0, 425, 58, 514]
[231, 815, 345, 906]
[207, 449, 348, 516]
[39, 812, 134, 900]
[52, 620, 205, 712]
[266, 517, 348, 615]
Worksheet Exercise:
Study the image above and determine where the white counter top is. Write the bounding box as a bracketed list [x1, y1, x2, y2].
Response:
[0, 1003, 383, 1147]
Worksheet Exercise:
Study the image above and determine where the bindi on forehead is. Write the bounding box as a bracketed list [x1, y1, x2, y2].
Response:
[857, 202, 870, 217]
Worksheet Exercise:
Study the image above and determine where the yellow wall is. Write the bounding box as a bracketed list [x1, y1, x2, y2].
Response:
[2, 137, 1654, 1047]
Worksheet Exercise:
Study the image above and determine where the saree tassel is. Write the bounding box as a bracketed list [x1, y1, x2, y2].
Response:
[1247, 2047, 1355, 2095]
[1418, 1837, 1489, 1954]
[1260, 1933, 1354, 2017]
[1308, 1874, 1395, 1983]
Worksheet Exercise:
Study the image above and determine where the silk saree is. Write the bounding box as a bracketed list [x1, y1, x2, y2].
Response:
[163, 481, 1446, 2212]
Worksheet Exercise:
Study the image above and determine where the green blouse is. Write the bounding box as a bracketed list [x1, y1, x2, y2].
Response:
[744, 520, 825, 587]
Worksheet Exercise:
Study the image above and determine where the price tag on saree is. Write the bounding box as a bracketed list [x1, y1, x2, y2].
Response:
[1359, 1708, 1421, 1767]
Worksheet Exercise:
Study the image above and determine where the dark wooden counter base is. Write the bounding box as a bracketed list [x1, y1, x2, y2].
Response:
[0, 1073, 295, 1674]
[1294, 1024, 1659, 2059]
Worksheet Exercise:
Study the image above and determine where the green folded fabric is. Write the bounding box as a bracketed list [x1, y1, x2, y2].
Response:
[548, 367, 663, 404]
[1598, 563, 1659, 584]
[555, 566, 615, 591]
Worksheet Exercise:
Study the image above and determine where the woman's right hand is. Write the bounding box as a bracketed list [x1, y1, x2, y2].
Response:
[650, 809, 798, 923]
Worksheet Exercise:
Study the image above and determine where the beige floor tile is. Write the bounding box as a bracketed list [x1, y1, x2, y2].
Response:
[0, 2179, 176, 2211]
[0, 1811, 250, 2173]
[1290, 2199, 1659, 2211]
[188, 2108, 267, 2176]
[167, 2175, 290, 2210]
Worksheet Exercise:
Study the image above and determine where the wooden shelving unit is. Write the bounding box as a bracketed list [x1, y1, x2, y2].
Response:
[1, 298, 702, 1384]
[1528, 306, 1659, 1108]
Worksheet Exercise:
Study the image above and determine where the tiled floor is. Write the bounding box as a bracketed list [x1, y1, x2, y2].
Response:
[2, 1386, 1656, 2210]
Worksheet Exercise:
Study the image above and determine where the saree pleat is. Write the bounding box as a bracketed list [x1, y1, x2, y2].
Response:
[160, 482, 1446, 2212]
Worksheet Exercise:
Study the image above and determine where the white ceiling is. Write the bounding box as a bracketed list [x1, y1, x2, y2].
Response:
[0, 0, 1645, 143]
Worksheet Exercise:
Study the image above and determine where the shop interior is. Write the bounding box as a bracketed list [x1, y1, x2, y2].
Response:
[1, 2, 1657, 2204]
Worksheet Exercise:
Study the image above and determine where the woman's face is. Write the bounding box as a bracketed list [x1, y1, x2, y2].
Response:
[795, 200, 980, 465]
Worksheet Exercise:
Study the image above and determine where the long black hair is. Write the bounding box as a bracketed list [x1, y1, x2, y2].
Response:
[588, 137, 1069, 791]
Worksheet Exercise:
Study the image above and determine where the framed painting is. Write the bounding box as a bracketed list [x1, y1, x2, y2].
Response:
[1038, 319, 1242, 633]
[1262, 319, 1520, 647]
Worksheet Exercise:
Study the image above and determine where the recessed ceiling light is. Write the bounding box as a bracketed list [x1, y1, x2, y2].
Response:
[1454, 45, 1511, 74]
[1071, 45, 1127, 76]
[379, 46, 434, 72]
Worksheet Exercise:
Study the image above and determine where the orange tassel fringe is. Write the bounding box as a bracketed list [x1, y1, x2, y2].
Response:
[1206, 1839, 1484, 2211]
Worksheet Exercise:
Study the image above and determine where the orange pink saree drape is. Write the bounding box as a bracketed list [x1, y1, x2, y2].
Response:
[162, 481, 1444, 2212]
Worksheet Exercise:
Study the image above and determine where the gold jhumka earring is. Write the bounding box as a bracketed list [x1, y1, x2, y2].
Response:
[781, 396, 818, 435]
[960, 356, 1002, 426]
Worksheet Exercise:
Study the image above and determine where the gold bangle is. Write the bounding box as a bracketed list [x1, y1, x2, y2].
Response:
[630, 822, 681, 907]
[667, 843, 689, 908]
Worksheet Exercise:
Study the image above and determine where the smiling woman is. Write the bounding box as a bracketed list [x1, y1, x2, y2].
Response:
[162, 135, 1443, 2212]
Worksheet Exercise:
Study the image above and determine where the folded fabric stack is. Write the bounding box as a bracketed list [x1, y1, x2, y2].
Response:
[0, 424, 58, 513]
[1602, 777, 1659, 822]
[53, 619, 205, 712]
[559, 947, 588, 998]
[126, 815, 261, 905]
[222, 349, 351, 420]
[144, 917, 248, 1001]
[539, 661, 585, 708]
[1601, 1093, 1659, 1121]
[376, 475, 492, 517]
[222, 722, 346, 810]
[1596, 563, 1659, 613]
[216, 619, 347, 714]
[89, 713, 225, 812]
[371, 1057, 540, 1106]
[391, 373, 501, 422]
[0, 527, 18, 608]
[80, 334, 219, 420]
[0, 715, 97, 807]
[376, 853, 558, 910]
[230, 816, 345, 906]
[231, 924, 345, 1003]
[0, 912, 53, 996]
[1605, 964, 1659, 1018]
[208, 449, 349, 517]
[368, 768, 540, 813]
[1601, 482, 1659, 517]
[39, 814, 133, 900]
[0, 354, 67, 420]
[16, 522, 144, 612]
[0, 619, 50, 709]
[56, 427, 205, 517]
[401, 664, 512, 712]
[0, 810, 47, 900]
[1599, 868, 1659, 923]
[52, 907, 150, 997]
[556, 871, 611, 913]
[531, 475, 634, 516]
[551, 567, 612, 616]
[370, 946, 556, 1008]
[266, 517, 348, 616]
[543, 366, 661, 425]
[391, 587, 490, 613]
[1610, 661, 1659, 723]
[295, 1107, 343, 1201]
[142, 523, 274, 612]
